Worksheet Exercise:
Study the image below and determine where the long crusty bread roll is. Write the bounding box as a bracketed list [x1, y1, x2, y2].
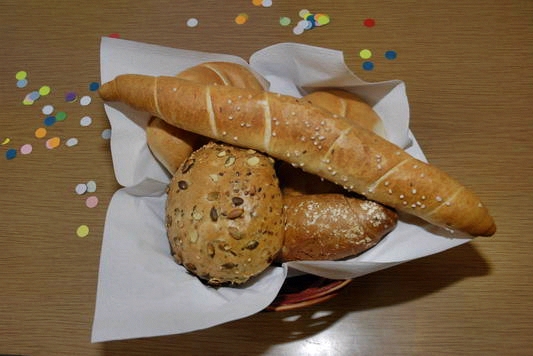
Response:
[279, 194, 397, 262]
[99, 74, 496, 236]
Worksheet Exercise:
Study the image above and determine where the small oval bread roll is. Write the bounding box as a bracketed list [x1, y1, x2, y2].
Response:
[146, 117, 205, 174]
[278, 194, 397, 262]
[166, 142, 284, 286]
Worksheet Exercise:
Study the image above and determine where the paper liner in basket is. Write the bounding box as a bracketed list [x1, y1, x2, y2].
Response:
[92, 38, 471, 342]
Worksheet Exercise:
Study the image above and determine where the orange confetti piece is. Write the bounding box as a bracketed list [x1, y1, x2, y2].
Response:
[35, 127, 47, 138]
[45, 136, 61, 149]
[235, 13, 249, 25]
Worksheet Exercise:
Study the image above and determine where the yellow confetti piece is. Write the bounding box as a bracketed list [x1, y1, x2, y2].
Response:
[1, 137, 10, 145]
[39, 85, 51, 96]
[359, 49, 372, 59]
[235, 13, 249, 24]
[76, 224, 90, 238]
[15, 71, 27, 80]
[315, 13, 330, 26]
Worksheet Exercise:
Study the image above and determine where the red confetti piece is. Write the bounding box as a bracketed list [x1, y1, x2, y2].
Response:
[363, 18, 375, 27]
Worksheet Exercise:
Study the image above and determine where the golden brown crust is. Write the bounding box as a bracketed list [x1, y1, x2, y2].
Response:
[304, 89, 387, 139]
[165, 142, 284, 286]
[278, 194, 398, 262]
[177, 62, 266, 90]
[146, 117, 202, 174]
[100, 74, 496, 236]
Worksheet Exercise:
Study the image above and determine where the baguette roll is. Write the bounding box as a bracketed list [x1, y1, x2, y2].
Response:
[100, 74, 496, 237]
[279, 194, 397, 262]
[165, 142, 284, 286]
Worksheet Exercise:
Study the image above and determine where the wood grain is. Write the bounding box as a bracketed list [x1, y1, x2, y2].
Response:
[1, 1, 532, 355]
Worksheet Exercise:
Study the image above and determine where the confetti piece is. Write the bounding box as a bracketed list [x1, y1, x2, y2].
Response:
[108, 33, 120, 38]
[363, 18, 375, 27]
[45, 136, 61, 149]
[20, 144, 32, 155]
[85, 196, 99, 208]
[186, 18, 199, 27]
[55, 111, 67, 121]
[292, 9, 330, 34]
[385, 50, 397, 60]
[314, 13, 330, 26]
[75, 183, 88, 195]
[65, 137, 78, 147]
[43, 116, 56, 126]
[86, 180, 97, 193]
[29, 91, 40, 100]
[89, 82, 100, 91]
[5, 148, 17, 160]
[235, 13, 249, 25]
[42, 104, 54, 115]
[76, 224, 90, 237]
[101, 128, 112, 140]
[262, 0, 273, 7]
[16, 79, 28, 88]
[362, 61, 374, 71]
[15, 71, 27, 80]
[65, 92, 77, 102]
[1, 137, 10, 145]
[293, 24, 305, 35]
[359, 49, 372, 59]
[298, 9, 310, 18]
[80, 116, 92, 127]
[279, 16, 291, 26]
[35, 127, 47, 138]
[252, 0, 262, 6]
[39, 85, 51, 96]
[80, 95, 92, 106]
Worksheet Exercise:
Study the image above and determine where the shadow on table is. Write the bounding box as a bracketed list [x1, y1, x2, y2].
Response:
[102, 242, 490, 356]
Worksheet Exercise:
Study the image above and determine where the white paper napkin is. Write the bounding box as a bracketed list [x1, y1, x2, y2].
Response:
[92, 38, 471, 342]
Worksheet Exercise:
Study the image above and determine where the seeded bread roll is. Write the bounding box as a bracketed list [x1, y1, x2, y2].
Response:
[165, 142, 284, 286]
[279, 194, 397, 262]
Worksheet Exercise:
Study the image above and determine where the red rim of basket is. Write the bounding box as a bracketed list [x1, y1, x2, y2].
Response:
[265, 274, 352, 312]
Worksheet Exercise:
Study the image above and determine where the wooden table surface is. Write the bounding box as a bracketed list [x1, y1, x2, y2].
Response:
[1, 1, 531, 355]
